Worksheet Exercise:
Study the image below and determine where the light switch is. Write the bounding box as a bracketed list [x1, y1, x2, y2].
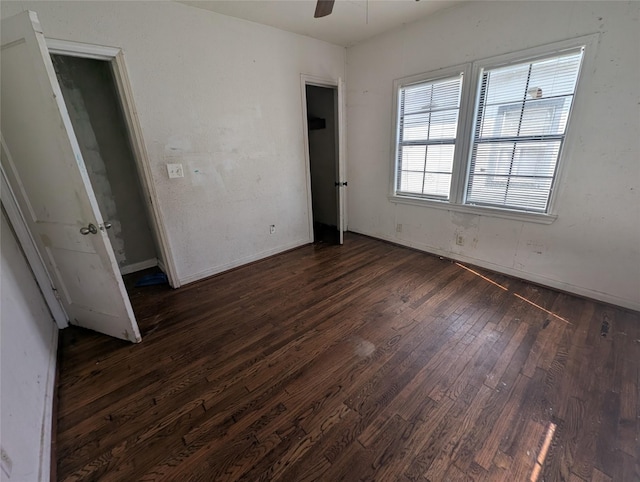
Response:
[167, 163, 184, 179]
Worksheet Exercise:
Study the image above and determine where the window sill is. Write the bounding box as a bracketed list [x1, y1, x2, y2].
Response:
[388, 195, 558, 225]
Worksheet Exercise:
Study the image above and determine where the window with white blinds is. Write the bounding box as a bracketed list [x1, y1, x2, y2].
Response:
[396, 73, 463, 199]
[391, 38, 589, 219]
[466, 50, 584, 212]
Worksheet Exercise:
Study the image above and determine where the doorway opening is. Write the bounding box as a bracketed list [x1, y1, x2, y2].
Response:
[50, 54, 162, 282]
[305, 84, 340, 245]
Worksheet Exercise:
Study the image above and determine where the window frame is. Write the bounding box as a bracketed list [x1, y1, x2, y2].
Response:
[389, 34, 598, 224]
[392, 64, 472, 201]
[391, 63, 473, 204]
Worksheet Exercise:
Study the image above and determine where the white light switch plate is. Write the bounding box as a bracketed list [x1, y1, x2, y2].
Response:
[167, 163, 184, 179]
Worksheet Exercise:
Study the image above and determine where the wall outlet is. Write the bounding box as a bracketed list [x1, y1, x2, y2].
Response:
[1, 446, 12, 478]
[167, 163, 184, 179]
[456, 234, 464, 246]
[396, 223, 402, 233]
[269, 225, 276, 234]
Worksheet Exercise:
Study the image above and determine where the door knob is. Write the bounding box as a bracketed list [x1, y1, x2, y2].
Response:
[80, 223, 98, 235]
[101, 222, 112, 230]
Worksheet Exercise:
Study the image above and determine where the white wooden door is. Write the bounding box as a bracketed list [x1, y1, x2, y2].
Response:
[1, 11, 141, 343]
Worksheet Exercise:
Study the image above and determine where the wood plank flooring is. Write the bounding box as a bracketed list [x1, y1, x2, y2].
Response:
[56, 233, 639, 481]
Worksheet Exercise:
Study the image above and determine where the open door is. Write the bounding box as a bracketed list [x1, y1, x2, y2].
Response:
[337, 77, 346, 245]
[303, 75, 346, 245]
[1, 11, 141, 343]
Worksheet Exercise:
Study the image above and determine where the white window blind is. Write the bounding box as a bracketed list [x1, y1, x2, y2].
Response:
[466, 50, 584, 212]
[396, 74, 463, 199]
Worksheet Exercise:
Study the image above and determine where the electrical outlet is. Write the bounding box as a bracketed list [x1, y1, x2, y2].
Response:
[269, 225, 276, 235]
[456, 234, 464, 246]
[396, 223, 402, 233]
[1, 446, 13, 478]
[167, 163, 184, 179]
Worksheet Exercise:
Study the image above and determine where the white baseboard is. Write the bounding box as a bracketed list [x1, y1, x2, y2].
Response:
[179, 238, 311, 286]
[39, 326, 58, 482]
[119, 258, 158, 275]
[349, 229, 640, 312]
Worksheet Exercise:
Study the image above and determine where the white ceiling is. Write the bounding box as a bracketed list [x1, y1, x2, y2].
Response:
[177, 0, 464, 47]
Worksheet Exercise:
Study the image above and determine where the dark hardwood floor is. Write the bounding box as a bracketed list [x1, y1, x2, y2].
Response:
[56, 233, 639, 481]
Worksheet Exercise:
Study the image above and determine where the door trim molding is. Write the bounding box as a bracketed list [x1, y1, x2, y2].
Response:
[47, 38, 119, 59]
[300, 74, 346, 244]
[1, 140, 68, 329]
[46, 38, 181, 287]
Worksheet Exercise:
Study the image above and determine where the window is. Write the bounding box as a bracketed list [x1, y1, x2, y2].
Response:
[392, 38, 590, 220]
[467, 51, 583, 212]
[395, 72, 463, 199]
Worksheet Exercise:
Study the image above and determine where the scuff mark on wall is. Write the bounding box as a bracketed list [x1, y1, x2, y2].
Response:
[451, 211, 480, 250]
[40, 234, 52, 248]
[165, 155, 228, 190]
[1, 211, 58, 482]
[165, 136, 192, 152]
[451, 211, 479, 230]
[526, 240, 545, 256]
[509, 223, 526, 270]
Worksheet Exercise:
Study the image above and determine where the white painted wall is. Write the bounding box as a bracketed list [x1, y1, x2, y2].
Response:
[1, 211, 57, 482]
[346, 1, 640, 310]
[0, 1, 346, 285]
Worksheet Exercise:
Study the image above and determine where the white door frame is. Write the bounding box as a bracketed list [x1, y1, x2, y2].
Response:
[300, 74, 347, 243]
[1, 141, 68, 329]
[46, 38, 180, 287]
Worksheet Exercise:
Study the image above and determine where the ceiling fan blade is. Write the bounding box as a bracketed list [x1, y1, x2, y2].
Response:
[314, 0, 335, 18]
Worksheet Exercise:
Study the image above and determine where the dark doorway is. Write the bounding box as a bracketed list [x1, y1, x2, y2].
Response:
[305, 84, 340, 245]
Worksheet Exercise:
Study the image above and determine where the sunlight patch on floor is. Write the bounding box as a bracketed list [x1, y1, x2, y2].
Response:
[455, 262, 572, 325]
[530, 422, 557, 481]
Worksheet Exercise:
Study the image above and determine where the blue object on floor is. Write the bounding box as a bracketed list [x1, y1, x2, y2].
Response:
[135, 272, 168, 287]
